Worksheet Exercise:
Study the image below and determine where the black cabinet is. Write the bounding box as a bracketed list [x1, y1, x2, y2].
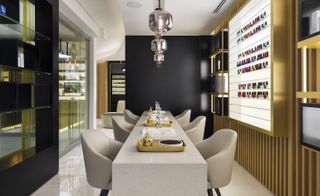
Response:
[0, 0, 58, 195]
[0, 83, 17, 112]
[214, 97, 228, 116]
[0, 0, 20, 22]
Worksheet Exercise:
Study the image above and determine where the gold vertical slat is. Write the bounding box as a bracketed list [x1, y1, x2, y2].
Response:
[308, 151, 315, 196]
[302, 149, 306, 196]
[284, 138, 288, 196]
[317, 153, 320, 196]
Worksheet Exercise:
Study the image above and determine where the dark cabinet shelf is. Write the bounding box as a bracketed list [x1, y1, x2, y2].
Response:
[0, 39, 39, 70]
[0, 13, 50, 41]
[211, 30, 228, 54]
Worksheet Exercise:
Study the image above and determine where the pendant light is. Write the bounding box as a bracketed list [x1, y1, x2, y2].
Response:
[148, 0, 172, 65]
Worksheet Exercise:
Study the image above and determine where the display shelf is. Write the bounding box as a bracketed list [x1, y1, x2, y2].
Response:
[228, 0, 289, 136]
[297, 34, 320, 48]
[296, 91, 320, 99]
[59, 80, 85, 83]
[210, 92, 229, 96]
[0, 13, 50, 41]
[210, 29, 229, 117]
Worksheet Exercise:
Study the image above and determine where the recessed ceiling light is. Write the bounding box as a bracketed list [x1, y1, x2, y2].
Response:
[126, 1, 142, 8]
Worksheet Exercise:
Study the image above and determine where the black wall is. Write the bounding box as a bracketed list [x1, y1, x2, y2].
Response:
[126, 36, 213, 138]
[0, 0, 59, 195]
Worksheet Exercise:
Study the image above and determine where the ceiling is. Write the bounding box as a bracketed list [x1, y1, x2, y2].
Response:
[60, 0, 125, 62]
[119, 0, 237, 35]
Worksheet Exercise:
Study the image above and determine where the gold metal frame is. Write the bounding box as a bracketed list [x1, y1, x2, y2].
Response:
[210, 30, 228, 116]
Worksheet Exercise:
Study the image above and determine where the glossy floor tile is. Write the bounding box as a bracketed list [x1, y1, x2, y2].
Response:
[32, 119, 274, 196]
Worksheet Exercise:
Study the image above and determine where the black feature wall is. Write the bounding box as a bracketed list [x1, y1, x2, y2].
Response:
[126, 36, 213, 138]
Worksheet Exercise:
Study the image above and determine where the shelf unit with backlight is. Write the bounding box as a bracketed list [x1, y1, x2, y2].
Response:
[210, 29, 229, 116]
[228, 0, 290, 137]
[0, 0, 58, 194]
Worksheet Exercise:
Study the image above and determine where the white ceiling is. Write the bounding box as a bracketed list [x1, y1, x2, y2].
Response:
[119, 0, 237, 35]
[60, 0, 125, 62]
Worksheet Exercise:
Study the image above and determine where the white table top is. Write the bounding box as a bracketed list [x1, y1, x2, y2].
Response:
[113, 111, 206, 165]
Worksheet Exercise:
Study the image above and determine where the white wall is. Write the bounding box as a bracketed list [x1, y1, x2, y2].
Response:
[106, 43, 125, 61]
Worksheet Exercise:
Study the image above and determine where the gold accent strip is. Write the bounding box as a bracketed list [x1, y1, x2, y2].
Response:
[296, 91, 320, 99]
[297, 34, 320, 48]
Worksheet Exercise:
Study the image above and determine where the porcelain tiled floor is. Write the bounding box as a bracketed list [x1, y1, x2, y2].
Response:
[32, 120, 274, 196]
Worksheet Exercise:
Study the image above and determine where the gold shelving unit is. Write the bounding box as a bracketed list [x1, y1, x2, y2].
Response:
[210, 29, 228, 116]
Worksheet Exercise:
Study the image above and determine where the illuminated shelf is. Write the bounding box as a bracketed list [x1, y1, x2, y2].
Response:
[296, 91, 320, 99]
[210, 92, 228, 96]
[210, 71, 227, 76]
[297, 34, 320, 48]
[0, 13, 50, 41]
[59, 80, 85, 83]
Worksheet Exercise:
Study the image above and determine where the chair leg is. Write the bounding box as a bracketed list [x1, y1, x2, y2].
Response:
[100, 189, 109, 196]
[215, 188, 221, 196]
[207, 189, 214, 196]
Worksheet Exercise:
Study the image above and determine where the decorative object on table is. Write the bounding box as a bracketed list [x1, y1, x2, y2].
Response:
[142, 129, 153, 146]
[137, 137, 186, 152]
[144, 119, 172, 127]
[142, 127, 177, 138]
[149, 0, 173, 65]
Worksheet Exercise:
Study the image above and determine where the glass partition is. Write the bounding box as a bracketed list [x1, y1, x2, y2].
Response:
[58, 21, 89, 154]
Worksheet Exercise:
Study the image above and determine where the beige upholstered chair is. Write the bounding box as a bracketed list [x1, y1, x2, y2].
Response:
[102, 100, 126, 128]
[195, 129, 238, 196]
[183, 116, 206, 143]
[112, 116, 134, 143]
[81, 129, 123, 196]
[124, 109, 140, 125]
[175, 109, 191, 127]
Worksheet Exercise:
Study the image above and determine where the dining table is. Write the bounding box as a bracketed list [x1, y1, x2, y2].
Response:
[112, 111, 207, 196]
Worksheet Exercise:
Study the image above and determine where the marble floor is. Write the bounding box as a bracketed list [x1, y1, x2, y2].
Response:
[32, 119, 274, 196]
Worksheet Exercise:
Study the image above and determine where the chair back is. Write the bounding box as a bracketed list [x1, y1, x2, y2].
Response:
[124, 109, 139, 124]
[112, 116, 134, 142]
[184, 116, 206, 143]
[175, 109, 191, 126]
[206, 129, 238, 188]
[81, 129, 122, 189]
[116, 100, 126, 112]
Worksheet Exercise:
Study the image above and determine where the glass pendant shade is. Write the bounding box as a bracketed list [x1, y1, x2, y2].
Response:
[151, 38, 167, 53]
[149, 9, 173, 36]
[154, 53, 164, 64]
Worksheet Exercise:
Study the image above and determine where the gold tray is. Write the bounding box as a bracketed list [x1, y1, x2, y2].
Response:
[137, 139, 186, 152]
[144, 120, 173, 127]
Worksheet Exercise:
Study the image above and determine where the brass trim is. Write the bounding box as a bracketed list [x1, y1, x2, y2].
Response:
[297, 34, 320, 48]
[296, 91, 320, 99]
